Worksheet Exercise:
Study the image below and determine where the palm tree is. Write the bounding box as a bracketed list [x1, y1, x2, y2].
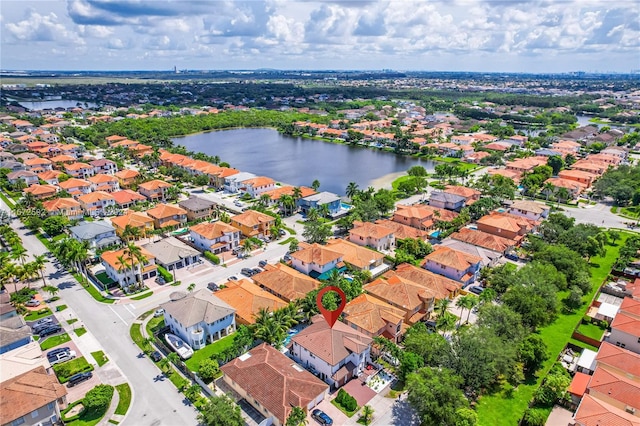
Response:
[286, 406, 308, 426]
[456, 295, 478, 326]
[122, 225, 141, 242]
[346, 182, 359, 200]
[33, 254, 48, 288]
[116, 254, 132, 288]
[434, 298, 450, 318]
[361, 405, 374, 425]
[259, 193, 271, 207]
[11, 246, 28, 265]
[184, 384, 201, 403]
[306, 208, 319, 222]
[0, 262, 17, 293]
[166, 352, 179, 369]
[42, 285, 59, 300]
[542, 182, 555, 201]
[124, 243, 147, 291]
[158, 357, 171, 374]
[241, 239, 254, 257]
[478, 287, 496, 306]
[555, 187, 570, 206]
[436, 312, 457, 335]
[311, 180, 320, 192]
[292, 187, 302, 200]
[279, 194, 295, 216]
[319, 204, 330, 219]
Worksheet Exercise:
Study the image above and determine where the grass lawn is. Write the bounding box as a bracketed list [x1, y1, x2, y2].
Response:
[25, 308, 53, 321]
[75, 327, 87, 337]
[279, 236, 298, 246]
[76, 274, 115, 304]
[68, 318, 78, 325]
[130, 323, 145, 350]
[146, 316, 164, 337]
[91, 350, 109, 367]
[56, 305, 68, 312]
[184, 333, 236, 371]
[53, 356, 94, 383]
[114, 383, 132, 416]
[475, 234, 629, 426]
[167, 368, 189, 390]
[130, 291, 153, 300]
[569, 338, 600, 352]
[576, 322, 605, 341]
[65, 386, 113, 426]
[40, 333, 71, 351]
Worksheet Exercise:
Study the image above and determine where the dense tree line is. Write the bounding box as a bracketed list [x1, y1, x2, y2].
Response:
[592, 164, 640, 206]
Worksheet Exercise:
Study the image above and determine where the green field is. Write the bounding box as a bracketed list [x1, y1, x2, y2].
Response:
[184, 333, 236, 371]
[475, 233, 630, 425]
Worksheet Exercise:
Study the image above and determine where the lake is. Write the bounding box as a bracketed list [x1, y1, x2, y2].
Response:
[10, 99, 98, 110]
[173, 128, 437, 196]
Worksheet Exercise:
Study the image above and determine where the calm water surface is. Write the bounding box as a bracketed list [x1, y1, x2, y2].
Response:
[173, 128, 437, 196]
[12, 99, 97, 110]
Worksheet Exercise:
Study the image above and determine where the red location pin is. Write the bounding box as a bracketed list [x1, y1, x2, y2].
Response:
[316, 286, 346, 328]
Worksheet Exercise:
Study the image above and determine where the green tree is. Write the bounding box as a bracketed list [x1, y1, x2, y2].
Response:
[33, 254, 48, 288]
[285, 406, 308, 426]
[407, 367, 469, 426]
[546, 155, 564, 175]
[42, 215, 68, 236]
[400, 351, 425, 381]
[83, 384, 114, 413]
[518, 334, 549, 376]
[533, 369, 571, 407]
[184, 384, 201, 403]
[346, 182, 359, 200]
[477, 304, 526, 343]
[454, 408, 478, 426]
[311, 179, 320, 191]
[198, 358, 220, 382]
[302, 218, 332, 244]
[197, 394, 244, 426]
[403, 323, 452, 367]
[360, 405, 374, 425]
[42, 285, 59, 300]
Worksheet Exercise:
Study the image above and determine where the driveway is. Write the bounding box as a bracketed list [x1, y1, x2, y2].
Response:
[310, 398, 348, 426]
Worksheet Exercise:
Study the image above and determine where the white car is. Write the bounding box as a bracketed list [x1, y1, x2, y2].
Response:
[48, 350, 77, 366]
[154, 308, 164, 317]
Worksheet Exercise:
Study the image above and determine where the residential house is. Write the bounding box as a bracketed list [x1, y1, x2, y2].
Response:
[111, 211, 154, 239]
[0, 366, 68, 426]
[349, 220, 395, 251]
[221, 343, 328, 426]
[0, 160, 26, 172]
[58, 178, 92, 198]
[374, 219, 430, 241]
[14, 153, 38, 163]
[100, 246, 157, 290]
[507, 200, 550, 221]
[392, 262, 462, 300]
[544, 177, 587, 199]
[423, 246, 482, 286]
[325, 239, 389, 277]
[252, 263, 321, 302]
[343, 294, 406, 344]
[262, 185, 317, 207]
[48, 154, 76, 168]
[588, 153, 623, 167]
[178, 196, 217, 222]
[40, 133, 60, 144]
[606, 297, 640, 354]
[37, 170, 64, 185]
[7, 170, 39, 187]
[114, 169, 140, 188]
[392, 204, 458, 231]
[0, 315, 32, 355]
[63, 162, 95, 179]
[215, 279, 288, 325]
[142, 236, 201, 272]
[571, 160, 610, 176]
[0, 342, 51, 382]
[189, 221, 241, 254]
[78, 191, 116, 217]
[504, 157, 548, 178]
[105, 135, 127, 145]
[230, 209, 276, 239]
[298, 192, 342, 217]
[239, 176, 276, 198]
[450, 134, 475, 145]
[429, 191, 467, 212]
[449, 228, 517, 254]
[138, 179, 172, 201]
[23, 157, 53, 173]
[88, 174, 120, 193]
[69, 220, 120, 249]
[111, 189, 146, 209]
[290, 243, 344, 279]
[224, 172, 256, 193]
[558, 169, 599, 188]
[42, 198, 84, 220]
[147, 203, 188, 229]
[290, 316, 372, 389]
[438, 238, 503, 269]
[476, 212, 538, 242]
[444, 185, 481, 205]
[160, 289, 236, 350]
[23, 184, 58, 200]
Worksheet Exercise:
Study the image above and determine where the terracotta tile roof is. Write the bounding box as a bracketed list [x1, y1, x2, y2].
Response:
[574, 393, 640, 426]
[477, 212, 536, 233]
[558, 169, 598, 180]
[241, 176, 275, 188]
[221, 343, 328, 425]
[394, 263, 462, 299]
[262, 185, 317, 200]
[393, 204, 459, 223]
[291, 243, 343, 266]
[292, 316, 372, 365]
[139, 179, 171, 191]
[58, 178, 91, 190]
[444, 185, 481, 199]
[596, 342, 640, 379]
[487, 168, 521, 182]
[611, 298, 640, 337]
[545, 177, 586, 191]
[230, 209, 275, 228]
[587, 365, 640, 410]
[252, 263, 321, 302]
[147, 203, 187, 220]
[24, 157, 52, 166]
[114, 169, 140, 179]
[215, 279, 287, 324]
[189, 221, 238, 240]
[364, 273, 437, 314]
[88, 173, 118, 184]
[0, 366, 67, 425]
[350, 221, 395, 240]
[450, 228, 516, 252]
[64, 162, 92, 171]
[509, 200, 548, 214]
[424, 246, 481, 271]
[111, 211, 154, 229]
[24, 184, 57, 196]
[42, 197, 81, 212]
[100, 246, 155, 271]
[343, 294, 404, 335]
[569, 371, 591, 397]
[111, 189, 146, 205]
[89, 159, 116, 167]
[49, 154, 76, 163]
[105, 135, 127, 143]
[78, 191, 115, 204]
[374, 219, 430, 240]
[325, 239, 385, 269]
[37, 170, 64, 181]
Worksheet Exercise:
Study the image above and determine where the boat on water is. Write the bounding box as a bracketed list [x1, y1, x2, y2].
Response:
[164, 333, 194, 360]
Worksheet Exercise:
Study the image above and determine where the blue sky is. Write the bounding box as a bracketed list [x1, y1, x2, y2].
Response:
[1, 0, 638, 73]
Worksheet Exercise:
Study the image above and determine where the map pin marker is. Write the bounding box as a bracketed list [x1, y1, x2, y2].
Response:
[316, 286, 346, 328]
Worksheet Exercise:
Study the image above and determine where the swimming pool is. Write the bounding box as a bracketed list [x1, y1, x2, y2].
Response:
[341, 202, 352, 209]
[282, 327, 303, 346]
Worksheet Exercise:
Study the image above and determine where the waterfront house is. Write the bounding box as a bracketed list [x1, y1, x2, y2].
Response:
[297, 192, 342, 217]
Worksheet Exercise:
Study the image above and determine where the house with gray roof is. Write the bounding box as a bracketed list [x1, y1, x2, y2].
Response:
[178, 195, 217, 221]
[0, 160, 26, 172]
[69, 220, 120, 249]
[7, 170, 38, 186]
[160, 289, 236, 350]
[0, 315, 32, 355]
[429, 191, 466, 212]
[142, 236, 201, 273]
[223, 172, 256, 193]
[297, 191, 342, 217]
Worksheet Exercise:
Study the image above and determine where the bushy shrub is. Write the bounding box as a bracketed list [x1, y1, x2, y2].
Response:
[204, 251, 220, 265]
[83, 384, 114, 413]
[157, 266, 173, 283]
[198, 358, 220, 382]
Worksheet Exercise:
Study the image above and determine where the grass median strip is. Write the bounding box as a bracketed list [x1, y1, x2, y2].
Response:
[114, 383, 132, 416]
[91, 350, 109, 367]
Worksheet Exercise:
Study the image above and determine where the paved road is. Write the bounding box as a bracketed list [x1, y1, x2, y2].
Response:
[0, 199, 199, 425]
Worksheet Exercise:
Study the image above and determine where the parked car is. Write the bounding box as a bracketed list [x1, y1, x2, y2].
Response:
[312, 409, 333, 425]
[154, 308, 164, 317]
[258, 260, 268, 268]
[33, 317, 54, 327]
[283, 254, 292, 262]
[25, 299, 41, 307]
[67, 372, 92, 387]
[207, 282, 219, 291]
[252, 267, 263, 275]
[228, 276, 238, 281]
[468, 286, 485, 295]
[46, 347, 71, 358]
[150, 350, 162, 362]
[241, 268, 254, 277]
[38, 325, 62, 337]
[48, 350, 77, 366]
[234, 200, 243, 207]
[279, 229, 286, 236]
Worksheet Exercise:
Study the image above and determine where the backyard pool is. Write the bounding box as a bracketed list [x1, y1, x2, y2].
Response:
[282, 325, 305, 347]
[367, 370, 396, 393]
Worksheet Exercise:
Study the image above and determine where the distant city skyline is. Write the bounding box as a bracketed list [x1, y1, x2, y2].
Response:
[1, 0, 638, 73]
